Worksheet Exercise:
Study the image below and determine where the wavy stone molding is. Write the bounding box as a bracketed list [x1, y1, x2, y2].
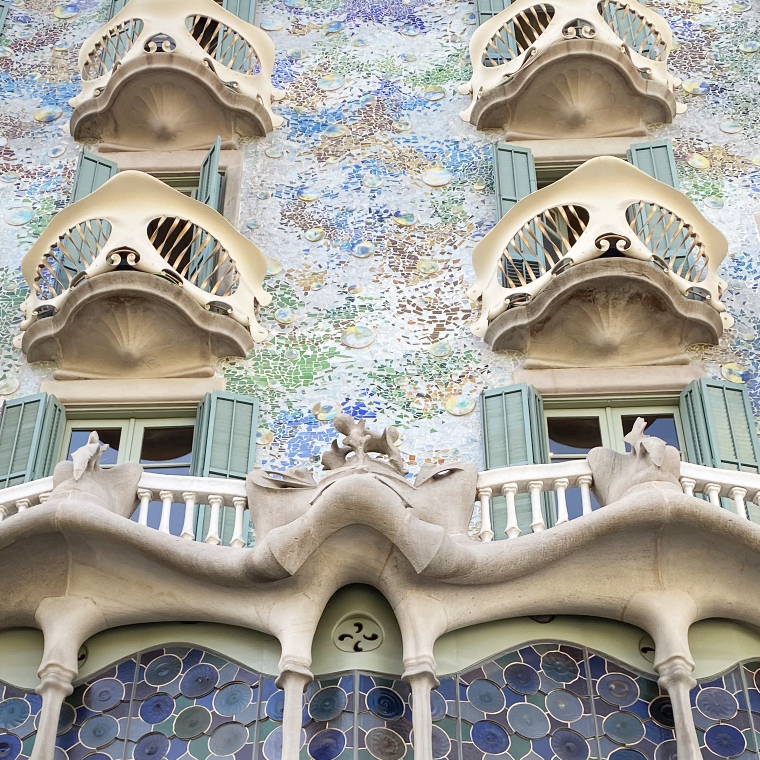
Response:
[3, 417, 760, 760]
[22, 272, 254, 380]
[485, 259, 724, 367]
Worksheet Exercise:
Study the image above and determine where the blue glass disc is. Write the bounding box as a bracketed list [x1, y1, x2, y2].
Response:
[697, 688, 738, 720]
[471, 720, 510, 754]
[145, 654, 182, 686]
[507, 702, 550, 739]
[0, 698, 29, 730]
[209, 721, 249, 756]
[308, 728, 346, 760]
[84, 678, 124, 711]
[179, 663, 219, 698]
[266, 690, 285, 721]
[430, 690, 447, 722]
[542, 652, 579, 683]
[215, 682, 253, 717]
[648, 696, 675, 728]
[655, 740, 678, 760]
[57, 702, 76, 735]
[139, 693, 175, 724]
[263, 725, 283, 760]
[603, 711, 645, 745]
[0, 734, 21, 760]
[610, 749, 647, 760]
[79, 714, 119, 749]
[504, 663, 541, 695]
[431, 725, 451, 759]
[546, 689, 583, 722]
[367, 687, 405, 720]
[308, 686, 347, 722]
[597, 674, 639, 707]
[551, 728, 591, 760]
[467, 679, 506, 714]
[134, 731, 170, 760]
[705, 724, 746, 758]
[366, 726, 407, 760]
[173, 705, 211, 740]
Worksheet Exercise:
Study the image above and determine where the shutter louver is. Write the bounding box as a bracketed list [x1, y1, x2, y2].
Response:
[627, 139, 680, 189]
[71, 152, 119, 203]
[192, 137, 224, 290]
[476, 0, 511, 24]
[108, 0, 129, 18]
[191, 392, 259, 545]
[223, 0, 256, 24]
[0, 394, 65, 489]
[482, 383, 551, 538]
[0, 1, 11, 35]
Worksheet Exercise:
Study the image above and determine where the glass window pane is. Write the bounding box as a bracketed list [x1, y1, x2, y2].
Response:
[67, 428, 121, 465]
[548, 417, 603, 456]
[142, 466, 192, 476]
[140, 426, 194, 465]
[621, 415, 679, 451]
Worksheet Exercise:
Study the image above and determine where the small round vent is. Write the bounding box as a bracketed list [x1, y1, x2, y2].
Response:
[332, 615, 384, 653]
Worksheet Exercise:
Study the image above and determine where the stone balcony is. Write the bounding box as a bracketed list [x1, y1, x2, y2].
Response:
[468, 156, 731, 367]
[2, 416, 760, 760]
[68, 0, 284, 150]
[459, 0, 680, 136]
[17, 170, 271, 381]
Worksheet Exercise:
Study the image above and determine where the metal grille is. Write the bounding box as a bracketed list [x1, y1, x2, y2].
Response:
[82, 19, 144, 80]
[186, 14, 260, 75]
[626, 201, 709, 282]
[498, 204, 589, 288]
[598, 0, 666, 61]
[482, 4, 555, 68]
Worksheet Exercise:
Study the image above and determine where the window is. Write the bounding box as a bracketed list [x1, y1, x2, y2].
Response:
[108, 0, 257, 24]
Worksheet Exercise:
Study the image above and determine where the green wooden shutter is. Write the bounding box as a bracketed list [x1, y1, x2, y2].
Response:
[108, 0, 129, 18]
[476, 0, 511, 24]
[494, 143, 537, 218]
[191, 137, 223, 291]
[223, 0, 256, 24]
[0, 394, 66, 489]
[482, 383, 552, 538]
[0, 1, 11, 36]
[71, 152, 119, 203]
[191, 391, 259, 545]
[627, 139, 680, 189]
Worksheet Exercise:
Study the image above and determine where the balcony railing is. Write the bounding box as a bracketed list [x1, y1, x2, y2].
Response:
[459, 0, 678, 131]
[468, 156, 732, 339]
[1, 458, 758, 545]
[69, 0, 284, 145]
[18, 170, 272, 343]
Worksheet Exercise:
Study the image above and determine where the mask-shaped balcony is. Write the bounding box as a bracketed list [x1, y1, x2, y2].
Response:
[17, 171, 271, 381]
[68, 0, 284, 151]
[468, 157, 731, 368]
[459, 0, 679, 136]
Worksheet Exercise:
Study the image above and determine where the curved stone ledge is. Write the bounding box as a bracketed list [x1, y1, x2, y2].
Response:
[484, 258, 723, 366]
[470, 39, 676, 135]
[70, 54, 273, 150]
[22, 271, 254, 379]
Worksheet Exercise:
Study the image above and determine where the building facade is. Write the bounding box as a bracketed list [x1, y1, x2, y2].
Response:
[1, 0, 760, 759]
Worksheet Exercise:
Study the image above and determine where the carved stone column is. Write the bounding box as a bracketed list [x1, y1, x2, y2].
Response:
[29, 663, 77, 760]
[657, 655, 701, 760]
[276, 659, 312, 759]
[404, 656, 439, 760]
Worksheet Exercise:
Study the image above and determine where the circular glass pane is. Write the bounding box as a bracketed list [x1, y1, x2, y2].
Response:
[308, 728, 346, 760]
[467, 680, 506, 714]
[79, 715, 119, 749]
[471, 720, 510, 754]
[610, 749, 648, 760]
[542, 651, 580, 683]
[705, 724, 746, 758]
[145, 654, 182, 686]
[603, 711, 646, 745]
[173, 705, 211, 740]
[649, 696, 675, 728]
[504, 663, 540, 695]
[263, 725, 282, 760]
[309, 686, 348, 722]
[266, 690, 285, 722]
[697, 688, 739, 720]
[366, 726, 407, 760]
[139, 693, 174, 725]
[57, 703, 76, 735]
[215, 682, 253, 717]
[430, 691, 447, 722]
[507, 702, 550, 739]
[551, 728, 591, 760]
[134, 732, 170, 760]
[546, 689, 584, 722]
[655, 740, 678, 760]
[209, 721, 249, 756]
[431, 725, 451, 759]
[597, 674, 639, 707]
[180, 663, 219, 699]
[0, 734, 21, 760]
[83, 679, 124, 712]
[0, 698, 29, 730]
[367, 687, 405, 721]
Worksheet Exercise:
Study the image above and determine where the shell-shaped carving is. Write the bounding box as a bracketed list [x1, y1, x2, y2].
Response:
[482, 4, 555, 67]
[82, 19, 144, 80]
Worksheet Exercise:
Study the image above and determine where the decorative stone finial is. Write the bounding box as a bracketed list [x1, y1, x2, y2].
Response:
[71, 431, 109, 481]
[321, 414, 407, 475]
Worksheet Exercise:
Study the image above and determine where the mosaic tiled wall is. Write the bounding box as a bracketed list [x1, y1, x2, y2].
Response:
[1, 0, 760, 472]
